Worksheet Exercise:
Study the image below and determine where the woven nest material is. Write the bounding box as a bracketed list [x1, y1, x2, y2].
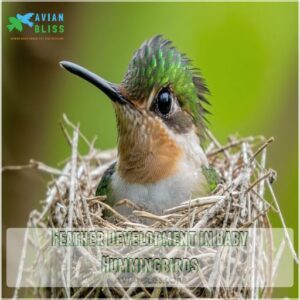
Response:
[10, 115, 297, 299]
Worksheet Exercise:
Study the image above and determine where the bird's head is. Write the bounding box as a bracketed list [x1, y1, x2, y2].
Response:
[60, 35, 210, 183]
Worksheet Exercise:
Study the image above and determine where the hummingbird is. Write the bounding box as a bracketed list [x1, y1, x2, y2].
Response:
[60, 35, 218, 216]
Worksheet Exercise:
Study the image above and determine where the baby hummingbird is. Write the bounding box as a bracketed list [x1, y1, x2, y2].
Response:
[60, 35, 218, 216]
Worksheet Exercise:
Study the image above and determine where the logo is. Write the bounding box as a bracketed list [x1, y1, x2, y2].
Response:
[7, 13, 34, 32]
[7, 12, 64, 40]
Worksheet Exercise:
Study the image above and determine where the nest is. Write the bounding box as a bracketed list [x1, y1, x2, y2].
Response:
[10, 115, 298, 299]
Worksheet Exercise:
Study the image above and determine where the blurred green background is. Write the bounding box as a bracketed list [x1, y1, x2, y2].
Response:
[2, 2, 298, 298]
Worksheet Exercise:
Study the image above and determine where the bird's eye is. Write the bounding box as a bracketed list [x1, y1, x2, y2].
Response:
[156, 88, 172, 116]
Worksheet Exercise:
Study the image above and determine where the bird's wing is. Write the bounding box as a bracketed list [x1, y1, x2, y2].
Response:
[15, 21, 23, 31]
[8, 16, 18, 23]
[6, 24, 14, 32]
[202, 166, 220, 192]
[96, 162, 116, 206]
[23, 13, 34, 20]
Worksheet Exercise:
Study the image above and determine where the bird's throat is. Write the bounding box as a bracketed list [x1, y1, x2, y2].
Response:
[117, 119, 183, 184]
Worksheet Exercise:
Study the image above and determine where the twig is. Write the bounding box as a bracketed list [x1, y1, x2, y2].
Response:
[63, 114, 93, 150]
[272, 239, 286, 281]
[164, 196, 223, 214]
[115, 198, 143, 210]
[66, 125, 79, 296]
[12, 225, 30, 299]
[86, 195, 107, 202]
[244, 170, 272, 194]
[249, 137, 274, 163]
[59, 120, 72, 147]
[205, 129, 230, 161]
[133, 210, 172, 225]
[266, 181, 299, 264]
[98, 201, 131, 223]
[207, 137, 254, 157]
[67, 126, 79, 228]
[240, 206, 270, 228]
[193, 196, 228, 228]
[182, 195, 225, 205]
[3, 159, 68, 176]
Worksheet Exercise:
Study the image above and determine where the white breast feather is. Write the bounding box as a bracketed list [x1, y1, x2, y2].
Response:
[111, 130, 208, 215]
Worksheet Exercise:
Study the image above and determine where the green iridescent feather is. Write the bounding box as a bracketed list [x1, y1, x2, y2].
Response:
[122, 35, 210, 132]
[96, 162, 116, 207]
[202, 166, 219, 192]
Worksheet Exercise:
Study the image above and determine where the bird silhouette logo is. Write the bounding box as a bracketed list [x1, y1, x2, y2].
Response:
[6, 13, 34, 32]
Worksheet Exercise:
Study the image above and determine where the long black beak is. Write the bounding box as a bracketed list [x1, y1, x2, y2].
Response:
[59, 61, 127, 104]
